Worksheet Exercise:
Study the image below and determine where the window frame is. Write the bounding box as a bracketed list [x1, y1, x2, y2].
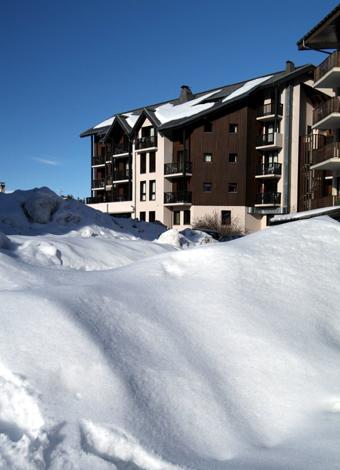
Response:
[229, 123, 238, 134]
[228, 153, 238, 163]
[228, 182, 238, 193]
[149, 180, 156, 201]
[140, 181, 146, 201]
[203, 153, 213, 163]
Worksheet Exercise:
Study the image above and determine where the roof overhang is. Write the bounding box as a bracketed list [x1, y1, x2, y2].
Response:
[297, 5, 340, 50]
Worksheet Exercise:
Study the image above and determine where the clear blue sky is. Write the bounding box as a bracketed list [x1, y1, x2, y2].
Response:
[0, 0, 336, 198]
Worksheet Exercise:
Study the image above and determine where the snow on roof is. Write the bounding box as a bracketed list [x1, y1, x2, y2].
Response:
[123, 112, 140, 129]
[222, 75, 273, 103]
[154, 90, 221, 124]
[93, 116, 115, 129]
[271, 205, 340, 223]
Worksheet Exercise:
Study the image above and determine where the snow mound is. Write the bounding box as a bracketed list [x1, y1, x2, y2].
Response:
[157, 228, 215, 248]
[0, 187, 166, 240]
[0, 217, 340, 468]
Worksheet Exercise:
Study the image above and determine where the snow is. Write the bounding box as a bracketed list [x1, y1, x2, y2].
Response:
[157, 228, 215, 248]
[123, 112, 140, 129]
[93, 116, 115, 129]
[155, 90, 221, 124]
[222, 75, 273, 103]
[0, 188, 340, 469]
[271, 205, 340, 223]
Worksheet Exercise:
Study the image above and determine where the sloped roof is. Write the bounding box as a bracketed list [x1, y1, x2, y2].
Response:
[80, 64, 314, 138]
[297, 4, 340, 50]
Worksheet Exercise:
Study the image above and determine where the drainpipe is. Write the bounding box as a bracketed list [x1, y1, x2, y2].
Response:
[283, 85, 293, 213]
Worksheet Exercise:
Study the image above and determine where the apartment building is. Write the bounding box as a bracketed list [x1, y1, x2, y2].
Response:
[297, 4, 340, 210]
[81, 62, 325, 232]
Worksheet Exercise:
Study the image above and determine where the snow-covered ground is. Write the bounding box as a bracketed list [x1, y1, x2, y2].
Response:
[1, 189, 340, 469]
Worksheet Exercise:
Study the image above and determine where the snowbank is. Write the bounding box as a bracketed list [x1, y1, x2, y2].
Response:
[1, 215, 340, 468]
[0, 187, 166, 240]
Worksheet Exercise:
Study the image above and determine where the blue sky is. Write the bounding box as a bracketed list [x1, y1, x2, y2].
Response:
[0, 0, 336, 198]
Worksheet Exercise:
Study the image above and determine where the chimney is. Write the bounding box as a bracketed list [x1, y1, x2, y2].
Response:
[286, 60, 295, 72]
[179, 85, 193, 104]
[0, 182, 5, 193]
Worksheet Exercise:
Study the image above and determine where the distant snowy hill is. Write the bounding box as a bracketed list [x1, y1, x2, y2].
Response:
[0, 188, 340, 469]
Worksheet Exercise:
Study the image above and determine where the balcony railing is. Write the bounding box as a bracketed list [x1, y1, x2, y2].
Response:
[256, 133, 275, 146]
[112, 194, 131, 202]
[135, 135, 157, 150]
[92, 155, 106, 165]
[314, 51, 340, 83]
[255, 192, 281, 205]
[112, 169, 131, 181]
[112, 144, 129, 155]
[256, 162, 282, 176]
[86, 196, 107, 204]
[313, 142, 340, 166]
[164, 161, 192, 175]
[257, 103, 283, 118]
[92, 179, 105, 189]
[164, 191, 192, 204]
[313, 97, 340, 125]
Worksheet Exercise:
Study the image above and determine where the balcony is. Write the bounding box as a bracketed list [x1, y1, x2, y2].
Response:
[86, 196, 109, 204]
[164, 161, 192, 177]
[255, 163, 282, 178]
[92, 155, 106, 166]
[313, 97, 340, 130]
[92, 179, 105, 190]
[255, 192, 281, 207]
[112, 144, 130, 156]
[135, 135, 157, 150]
[164, 191, 192, 205]
[112, 169, 131, 182]
[311, 142, 340, 171]
[256, 103, 283, 121]
[256, 132, 283, 150]
[314, 51, 340, 88]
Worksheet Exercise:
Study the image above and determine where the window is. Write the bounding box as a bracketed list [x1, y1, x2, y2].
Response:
[228, 183, 238, 193]
[203, 182, 212, 192]
[100, 146, 106, 157]
[184, 210, 191, 225]
[228, 153, 238, 163]
[221, 210, 231, 225]
[149, 211, 156, 223]
[140, 181, 146, 201]
[204, 121, 213, 132]
[139, 211, 146, 221]
[229, 123, 238, 134]
[203, 153, 212, 163]
[149, 180, 156, 200]
[149, 151, 156, 172]
[140, 153, 146, 174]
[142, 126, 154, 138]
[173, 210, 180, 225]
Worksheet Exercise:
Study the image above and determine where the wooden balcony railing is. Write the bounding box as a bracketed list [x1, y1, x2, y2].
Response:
[314, 51, 340, 83]
[92, 155, 106, 165]
[313, 97, 340, 125]
[313, 142, 340, 166]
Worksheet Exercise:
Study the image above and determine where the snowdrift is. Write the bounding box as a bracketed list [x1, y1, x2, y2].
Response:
[0, 187, 165, 240]
[0, 212, 340, 468]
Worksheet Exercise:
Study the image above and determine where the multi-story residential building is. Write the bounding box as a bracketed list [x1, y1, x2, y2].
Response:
[81, 62, 326, 232]
[297, 4, 340, 211]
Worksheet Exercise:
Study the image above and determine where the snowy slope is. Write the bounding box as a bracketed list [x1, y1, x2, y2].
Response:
[0, 214, 340, 469]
